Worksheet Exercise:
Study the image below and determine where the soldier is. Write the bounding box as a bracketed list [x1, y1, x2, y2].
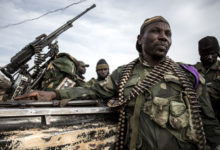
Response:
[77, 60, 89, 86]
[194, 36, 220, 121]
[40, 53, 85, 90]
[87, 59, 109, 86]
[16, 16, 220, 150]
[77, 61, 89, 80]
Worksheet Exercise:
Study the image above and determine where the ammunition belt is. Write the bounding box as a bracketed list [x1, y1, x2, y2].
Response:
[33, 46, 42, 76]
[115, 58, 206, 150]
[172, 63, 206, 150]
[115, 57, 173, 150]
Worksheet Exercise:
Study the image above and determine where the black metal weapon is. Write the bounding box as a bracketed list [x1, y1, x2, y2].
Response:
[0, 4, 96, 99]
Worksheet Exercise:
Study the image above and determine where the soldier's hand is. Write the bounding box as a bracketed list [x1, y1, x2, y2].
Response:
[15, 90, 56, 101]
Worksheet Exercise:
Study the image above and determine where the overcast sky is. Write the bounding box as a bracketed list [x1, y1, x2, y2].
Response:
[0, 0, 220, 81]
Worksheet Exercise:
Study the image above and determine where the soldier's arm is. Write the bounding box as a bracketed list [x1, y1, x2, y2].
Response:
[54, 66, 123, 100]
[15, 67, 123, 101]
[15, 90, 56, 101]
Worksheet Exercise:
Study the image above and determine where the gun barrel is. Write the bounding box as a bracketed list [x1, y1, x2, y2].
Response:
[43, 4, 96, 46]
[68, 4, 96, 24]
[3, 4, 96, 77]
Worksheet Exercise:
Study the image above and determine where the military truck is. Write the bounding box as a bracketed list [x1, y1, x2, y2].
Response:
[0, 100, 117, 150]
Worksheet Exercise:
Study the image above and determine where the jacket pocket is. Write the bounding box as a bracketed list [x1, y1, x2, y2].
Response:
[124, 73, 139, 97]
[150, 97, 170, 128]
[169, 101, 189, 130]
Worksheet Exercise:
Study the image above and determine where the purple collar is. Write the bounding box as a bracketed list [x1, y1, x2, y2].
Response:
[181, 64, 200, 89]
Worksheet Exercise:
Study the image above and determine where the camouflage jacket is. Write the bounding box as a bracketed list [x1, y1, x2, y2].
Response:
[194, 60, 220, 121]
[85, 78, 109, 87]
[40, 53, 83, 91]
[55, 57, 220, 149]
[75, 74, 86, 87]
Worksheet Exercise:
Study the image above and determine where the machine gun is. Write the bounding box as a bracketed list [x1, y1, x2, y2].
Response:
[0, 4, 96, 100]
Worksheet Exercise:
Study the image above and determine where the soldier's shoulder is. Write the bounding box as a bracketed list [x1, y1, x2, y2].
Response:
[53, 53, 77, 66]
[111, 65, 126, 75]
[57, 53, 73, 59]
[50, 53, 77, 75]
[178, 63, 202, 87]
[87, 78, 97, 83]
[86, 78, 97, 87]
[55, 53, 78, 64]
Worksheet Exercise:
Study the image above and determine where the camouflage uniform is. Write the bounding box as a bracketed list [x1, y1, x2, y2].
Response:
[40, 53, 83, 91]
[76, 61, 89, 87]
[55, 56, 220, 150]
[194, 60, 220, 121]
[86, 78, 97, 87]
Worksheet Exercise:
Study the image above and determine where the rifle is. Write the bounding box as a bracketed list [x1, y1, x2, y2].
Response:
[0, 4, 96, 99]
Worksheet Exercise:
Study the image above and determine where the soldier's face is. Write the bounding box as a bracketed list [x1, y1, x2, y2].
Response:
[97, 68, 109, 80]
[138, 22, 171, 59]
[200, 51, 218, 66]
[78, 66, 86, 74]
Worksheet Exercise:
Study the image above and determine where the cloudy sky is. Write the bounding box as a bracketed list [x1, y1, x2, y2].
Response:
[0, 0, 220, 81]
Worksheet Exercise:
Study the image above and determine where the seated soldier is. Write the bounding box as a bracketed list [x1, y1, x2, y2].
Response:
[40, 53, 85, 90]
[76, 60, 89, 86]
[87, 59, 109, 86]
[194, 36, 220, 121]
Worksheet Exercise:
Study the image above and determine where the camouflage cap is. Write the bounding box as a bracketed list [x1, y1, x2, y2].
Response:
[78, 61, 89, 67]
[136, 16, 170, 53]
[139, 16, 169, 35]
[199, 36, 220, 57]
